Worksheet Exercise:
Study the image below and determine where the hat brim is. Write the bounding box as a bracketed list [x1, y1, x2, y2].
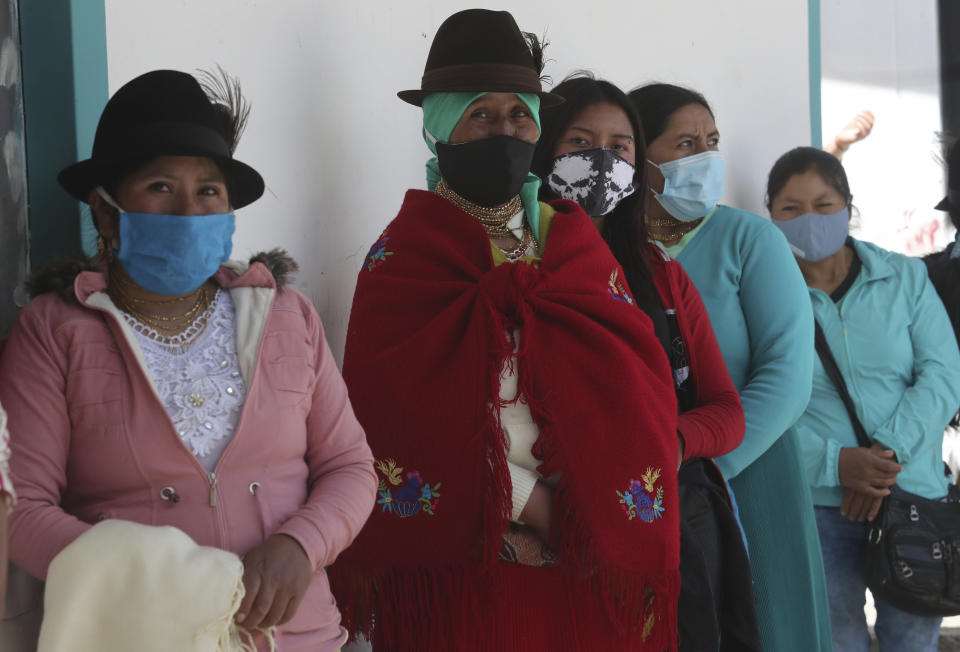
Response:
[936, 196, 951, 211]
[397, 88, 564, 108]
[58, 153, 265, 210]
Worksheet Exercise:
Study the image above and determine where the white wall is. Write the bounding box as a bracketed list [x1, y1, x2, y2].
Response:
[104, 0, 813, 362]
[820, 0, 945, 255]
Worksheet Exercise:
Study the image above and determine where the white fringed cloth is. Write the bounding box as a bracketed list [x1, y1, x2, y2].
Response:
[38, 520, 274, 652]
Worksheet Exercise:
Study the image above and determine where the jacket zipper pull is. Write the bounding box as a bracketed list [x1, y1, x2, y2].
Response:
[208, 472, 217, 507]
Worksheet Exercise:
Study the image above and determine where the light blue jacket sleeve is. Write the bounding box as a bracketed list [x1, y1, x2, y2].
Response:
[871, 259, 960, 463]
[715, 224, 815, 479]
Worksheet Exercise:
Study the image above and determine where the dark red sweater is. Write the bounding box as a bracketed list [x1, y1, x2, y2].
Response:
[647, 244, 745, 461]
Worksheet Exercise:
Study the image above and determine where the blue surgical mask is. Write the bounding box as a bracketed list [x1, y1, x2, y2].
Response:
[649, 150, 725, 221]
[772, 207, 850, 262]
[97, 188, 235, 296]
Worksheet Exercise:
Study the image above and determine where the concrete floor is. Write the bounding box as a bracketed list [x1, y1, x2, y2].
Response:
[940, 629, 960, 652]
[863, 576, 960, 651]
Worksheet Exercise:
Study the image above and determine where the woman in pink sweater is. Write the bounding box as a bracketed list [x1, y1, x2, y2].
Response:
[0, 70, 376, 651]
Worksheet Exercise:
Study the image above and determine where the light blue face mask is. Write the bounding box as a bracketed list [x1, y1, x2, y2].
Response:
[649, 150, 725, 221]
[97, 188, 235, 296]
[772, 206, 850, 262]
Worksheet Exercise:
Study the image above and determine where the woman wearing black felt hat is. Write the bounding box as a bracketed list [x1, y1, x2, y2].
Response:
[0, 69, 376, 651]
[925, 145, 960, 318]
[331, 9, 682, 651]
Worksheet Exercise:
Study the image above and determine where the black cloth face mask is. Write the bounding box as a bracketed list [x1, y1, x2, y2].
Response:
[435, 134, 536, 207]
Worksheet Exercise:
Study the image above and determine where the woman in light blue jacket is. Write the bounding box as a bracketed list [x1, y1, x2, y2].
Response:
[767, 146, 960, 652]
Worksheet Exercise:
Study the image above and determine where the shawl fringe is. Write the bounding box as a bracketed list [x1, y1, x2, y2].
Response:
[330, 559, 678, 651]
[481, 302, 519, 567]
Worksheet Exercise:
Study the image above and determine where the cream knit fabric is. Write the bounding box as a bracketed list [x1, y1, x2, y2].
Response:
[38, 520, 272, 652]
[0, 402, 15, 509]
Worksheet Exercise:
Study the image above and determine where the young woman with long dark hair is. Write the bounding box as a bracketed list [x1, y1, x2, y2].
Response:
[533, 73, 759, 651]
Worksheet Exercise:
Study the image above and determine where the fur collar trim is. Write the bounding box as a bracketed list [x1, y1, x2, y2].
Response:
[27, 248, 298, 302]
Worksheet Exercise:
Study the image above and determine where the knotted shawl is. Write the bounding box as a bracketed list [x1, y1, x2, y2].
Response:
[331, 190, 680, 651]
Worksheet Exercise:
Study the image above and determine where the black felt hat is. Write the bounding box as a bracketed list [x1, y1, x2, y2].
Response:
[936, 144, 960, 211]
[397, 9, 563, 107]
[58, 70, 264, 209]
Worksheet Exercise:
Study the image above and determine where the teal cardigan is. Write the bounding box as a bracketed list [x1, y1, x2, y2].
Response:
[798, 238, 960, 506]
[667, 205, 815, 478]
[667, 204, 831, 652]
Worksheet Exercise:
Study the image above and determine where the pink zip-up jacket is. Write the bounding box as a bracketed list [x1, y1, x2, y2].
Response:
[0, 257, 377, 651]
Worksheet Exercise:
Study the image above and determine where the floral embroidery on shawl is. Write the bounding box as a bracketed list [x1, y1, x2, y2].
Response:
[365, 234, 394, 272]
[375, 458, 441, 517]
[617, 467, 665, 522]
[608, 269, 634, 305]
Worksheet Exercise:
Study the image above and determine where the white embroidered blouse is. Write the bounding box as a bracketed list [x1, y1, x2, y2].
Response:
[126, 290, 247, 472]
[498, 211, 543, 522]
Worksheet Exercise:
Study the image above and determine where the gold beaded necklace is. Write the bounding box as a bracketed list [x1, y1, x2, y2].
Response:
[434, 178, 537, 260]
[108, 268, 214, 340]
[435, 179, 524, 236]
[114, 287, 209, 333]
[113, 288, 218, 347]
[119, 293, 218, 347]
[499, 228, 536, 262]
[645, 215, 703, 244]
[110, 268, 205, 306]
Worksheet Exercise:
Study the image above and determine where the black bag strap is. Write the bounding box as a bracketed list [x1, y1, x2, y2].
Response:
[813, 320, 872, 449]
[815, 320, 954, 480]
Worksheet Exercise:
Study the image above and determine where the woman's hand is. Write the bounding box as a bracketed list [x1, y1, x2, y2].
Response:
[841, 487, 885, 522]
[519, 481, 554, 544]
[838, 444, 902, 496]
[236, 534, 313, 630]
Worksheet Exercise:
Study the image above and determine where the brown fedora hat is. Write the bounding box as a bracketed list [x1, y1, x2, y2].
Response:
[398, 9, 563, 107]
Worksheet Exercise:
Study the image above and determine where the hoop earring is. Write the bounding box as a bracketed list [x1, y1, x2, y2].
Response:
[96, 236, 114, 262]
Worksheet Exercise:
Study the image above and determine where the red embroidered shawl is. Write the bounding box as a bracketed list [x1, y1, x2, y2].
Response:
[331, 190, 680, 650]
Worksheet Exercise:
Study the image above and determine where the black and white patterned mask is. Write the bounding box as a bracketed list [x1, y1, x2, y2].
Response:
[547, 148, 637, 216]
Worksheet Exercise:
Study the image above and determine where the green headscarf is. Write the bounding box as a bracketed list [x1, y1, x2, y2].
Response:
[421, 92, 542, 241]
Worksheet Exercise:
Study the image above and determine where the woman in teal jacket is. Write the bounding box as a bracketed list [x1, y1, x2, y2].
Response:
[629, 84, 832, 651]
[767, 146, 960, 652]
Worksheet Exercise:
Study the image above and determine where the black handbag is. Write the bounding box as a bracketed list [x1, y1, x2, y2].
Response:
[814, 320, 960, 616]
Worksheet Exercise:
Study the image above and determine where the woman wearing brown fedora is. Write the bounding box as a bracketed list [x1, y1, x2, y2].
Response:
[331, 9, 682, 651]
[0, 69, 376, 651]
